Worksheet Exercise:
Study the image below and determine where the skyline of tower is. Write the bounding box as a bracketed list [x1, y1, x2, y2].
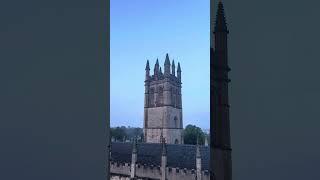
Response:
[110, 0, 210, 129]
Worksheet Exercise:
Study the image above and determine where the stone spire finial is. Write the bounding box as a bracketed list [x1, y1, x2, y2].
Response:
[215, 1, 228, 33]
[145, 60, 150, 70]
[177, 62, 181, 81]
[154, 58, 160, 79]
[145, 60, 150, 80]
[172, 59, 175, 76]
[164, 53, 170, 65]
[164, 53, 171, 76]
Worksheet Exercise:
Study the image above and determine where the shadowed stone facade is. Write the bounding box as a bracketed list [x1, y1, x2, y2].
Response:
[211, 2, 232, 180]
[144, 54, 183, 144]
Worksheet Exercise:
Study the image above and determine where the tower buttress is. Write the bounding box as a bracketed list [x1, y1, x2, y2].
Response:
[196, 143, 202, 180]
[130, 139, 138, 179]
[161, 137, 167, 180]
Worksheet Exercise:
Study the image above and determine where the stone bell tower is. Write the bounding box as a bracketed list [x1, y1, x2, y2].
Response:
[143, 53, 183, 144]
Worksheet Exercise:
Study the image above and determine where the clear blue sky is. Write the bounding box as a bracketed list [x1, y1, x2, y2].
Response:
[110, 0, 210, 130]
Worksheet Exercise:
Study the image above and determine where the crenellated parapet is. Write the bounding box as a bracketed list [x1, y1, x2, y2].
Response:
[110, 141, 210, 180]
[110, 161, 131, 177]
[110, 162, 210, 180]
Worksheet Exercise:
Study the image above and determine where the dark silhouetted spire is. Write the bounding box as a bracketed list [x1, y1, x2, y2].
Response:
[164, 53, 171, 76]
[177, 62, 181, 81]
[164, 53, 170, 65]
[160, 67, 163, 75]
[211, 1, 232, 180]
[172, 60, 175, 76]
[145, 60, 150, 80]
[215, 1, 228, 33]
[145, 60, 150, 70]
[154, 59, 160, 78]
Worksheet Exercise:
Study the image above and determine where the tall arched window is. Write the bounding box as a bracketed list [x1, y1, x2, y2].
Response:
[158, 86, 163, 106]
[175, 89, 179, 107]
[174, 116, 178, 128]
[170, 87, 174, 106]
[171, 87, 176, 107]
[149, 88, 154, 107]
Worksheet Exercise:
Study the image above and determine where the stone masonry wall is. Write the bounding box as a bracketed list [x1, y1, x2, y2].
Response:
[146, 106, 182, 144]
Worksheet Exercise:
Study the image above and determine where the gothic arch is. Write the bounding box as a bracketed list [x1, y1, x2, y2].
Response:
[175, 88, 179, 107]
[174, 116, 178, 128]
[158, 86, 163, 106]
[149, 88, 154, 107]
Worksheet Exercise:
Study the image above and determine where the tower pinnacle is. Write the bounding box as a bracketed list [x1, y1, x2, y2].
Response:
[145, 60, 150, 80]
[154, 58, 160, 79]
[172, 60, 175, 76]
[145, 60, 150, 70]
[165, 53, 170, 64]
[177, 62, 181, 81]
[164, 53, 171, 75]
[215, 1, 228, 33]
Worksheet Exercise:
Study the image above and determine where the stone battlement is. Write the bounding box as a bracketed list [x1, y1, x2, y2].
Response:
[110, 161, 210, 180]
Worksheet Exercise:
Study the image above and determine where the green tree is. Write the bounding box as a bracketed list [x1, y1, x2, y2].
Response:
[111, 126, 144, 142]
[111, 126, 126, 142]
[183, 124, 205, 145]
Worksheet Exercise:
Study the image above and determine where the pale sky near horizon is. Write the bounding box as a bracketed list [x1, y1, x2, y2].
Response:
[110, 0, 210, 130]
